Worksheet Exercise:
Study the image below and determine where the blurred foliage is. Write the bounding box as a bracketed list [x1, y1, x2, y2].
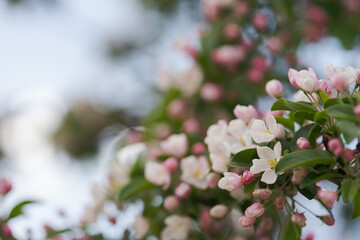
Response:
[53, 102, 139, 158]
[141, 0, 198, 14]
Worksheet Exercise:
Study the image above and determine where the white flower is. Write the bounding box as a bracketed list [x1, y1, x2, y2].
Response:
[145, 161, 170, 189]
[325, 64, 358, 91]
[250, 142, 282, 184]
[250, 115, 278, 143]
[161, 215, 192, 240]
[209, 153, 230, 173]
[160, 133, 188, 157]
[227, 119, 253, 154]
[181, 156, 210, 189]
[296, 67, 319, 92]
[233, 105, 259, 124]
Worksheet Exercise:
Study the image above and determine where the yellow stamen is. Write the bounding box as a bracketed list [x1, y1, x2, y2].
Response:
[264, 129, 272, 134]
[194, 170, 201, 178]
[239, 137, 245, 145]
[268, 158, 277, 168]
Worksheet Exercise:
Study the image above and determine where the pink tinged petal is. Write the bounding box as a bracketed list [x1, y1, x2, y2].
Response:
[274, 142, 282, 161]
[251, 119, 267, 132]
[257, 146, 276, 160]
[228, 119, 247, 139]
[261, 169, 277, 184]
[250, 159, 270, 174]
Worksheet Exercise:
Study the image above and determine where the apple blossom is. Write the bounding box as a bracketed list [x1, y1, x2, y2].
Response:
[160, 133, 188, 158]
[295, 68, 319, 92]
[274, 198, 284, 210]
[288, 68, 299, 88]
[245, 203, 264, 218]
[201, 83, 223, 102]
[227, 119, 252, 154]
[212, 45, 246, 70]
[233, 105, 259, 124]
[210, 205, 228, 218]
[250, 142, 282, 184]
[297, 137, 310, 150]
[253, 189, 272, 200]
[291, 213, 306, 227]
[145, 161, 171, 190]
[250, 115, 279, 143]
[183, 118, 199, 134]
[162, 157, 178, 172]
[342, 148, 354, 162]
[175, 183, 191, 199]
[265, 79, 283, 98]
[317, 190, 337, 208]
[218, 172, 242, 191]
[2, 223, 12, 238]
[180, 156, 210, 189]
[328, 138, 343, 156]
[0, 178, 12, 196]
[161, 215, 192, 240]
[354, 104, 360, 116]
[238, 216, 256, 227]
[167, 99, 186, 119]
[192, 142, 206, 155]
[133, 216, 149, 239]
[163, 196, 180, 211]
[241, 170, 254, 184]
[206, 172, 221, 188]
[325, 65, 358, 91]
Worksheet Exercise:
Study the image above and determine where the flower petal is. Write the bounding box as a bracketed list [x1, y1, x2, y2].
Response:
[250, 159, 270, 174]
[274, 142, 282, 161]
[228, 119, 247, 139]
[266, 115, 277, 134]
[257, 145, 276, 160]
[261, 169, 277, 184]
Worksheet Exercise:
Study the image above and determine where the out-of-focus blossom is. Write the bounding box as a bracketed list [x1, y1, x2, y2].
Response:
[251, 115, 279, 143]
[265, 79, 283, 98]
[253, 12, 268, 31]
[161, 133, 188, 158]
[212, 45, 246, 70]
[133, 216, 149, 239]
[291, 167, 307, 184]
[238, 216, 256, 227]
[245, 203, 264, 218]
[291, 213, 306, 227]
[145, 161, 171, 190]
[0, 178, 12, 196]
[328, 138, 343, 156]
[210, 204, 228, 218]
[192, 142, 206, 155]
[250, 142, 282, 184]
[167, 99, 186, 119]
[274, 198, 284, 210]
[325, 65, 359, 91]
[233, 105, 259, 124]
[2, 223, 12, 238]
[206, 172, 221, 188]
[252, 189, 272, 200]
[175, 183, 191, 199]
[161, 215, 192, 240]
[181, 156, 210, 189]
[163, 196, 180, 211]
[223, 22, 239, 40]
[317, 190, 338, 208]
[201, 83, 223, 102]
[227, 119, 252, 154]
[183, 118, 200, 134]
[162, 157, 179, 172]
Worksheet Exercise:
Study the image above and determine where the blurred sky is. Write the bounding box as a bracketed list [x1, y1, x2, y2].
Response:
[0, 0, 360, 239]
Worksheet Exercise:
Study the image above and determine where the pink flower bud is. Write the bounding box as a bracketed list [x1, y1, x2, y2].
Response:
[291, 167, 307, 184]
[297, 137, 310, 150]
[233, 105, 259, 124]
[206, 173, 221, 189]
[241, 171, 254, 184]
[223, 23, 239, 40]
[245, 203, 264, 218]
[328, 138, 343, 156]
[305, 233, 315, 240]
[266, 37, 283, 53]
[200, 83, 223, 102]
[167, 99, 186, 119]
[212, 45, 246, 71]
[356, 69, 360, 83]
[210, 204, 228, 218]
[274, 198, 284, 210]
[246, 68, 264, 83]
[174, 183, 191, 199]
[321, 215, 335, 226]
[253, 12, 268, 31]
[218, 172, 242, 191]
[238, 216, 256, 227]
[192, 142, 206, 155]
[291, 213, 306, 227]
[354, 104, 360, 116]
[183, 118, 199, 134]
[268, 110, 284, 117]
[265, 79, 283, 98]
[251, 56, 270, 72]
[0, 178, 12, 196]
[2, 223, 12, 237]
[253, 189, 272, 200]
[160, 133, 188, 158]
[319, 79, 330, 94]
[276, 124, 285, 138]
[342, 148, 354, 162]
[288, 68, 299, 88]
[331, 74, 348, 91]
[317, 190, 337, 208]
[133, 215, 149, 239]
[162, 157, 178, 172]
[163, 196, 179, 211]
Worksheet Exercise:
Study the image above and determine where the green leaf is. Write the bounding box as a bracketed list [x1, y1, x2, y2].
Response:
[277, 213, 301, 240]
[7, 200, 37, 220]
[296, 183, 317, 200]
[46, 229, 72, 238]
[243, 180, 257, 194]
[271, 99, 316, 113]
[326, 104, 357, 122]
[290, 124, 322, 151]
[300, 172, 341, 189]
[314, 111, 328, 124]
[324, 97, 356, 108]
[229, 148, 258, 168]
[118, 177, 155, 202]
[275, 117, 295, 132]
[275, 149, 335, 174]
[319, 91, 330, 103]
[342, 179, 359, 203]
[293, 110, 316, 121]
[336, 120, 360, 143]
[352, 192, 360, 218]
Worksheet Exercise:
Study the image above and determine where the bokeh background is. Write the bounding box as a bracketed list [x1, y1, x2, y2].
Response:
[0, 0, 360, 239]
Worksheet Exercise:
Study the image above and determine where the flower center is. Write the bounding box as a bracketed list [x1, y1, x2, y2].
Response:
[194, 170, 201, 178]
[264, 129, 272, 135]
[268, 158, 277, 168]
[239, 136, 245, 145]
